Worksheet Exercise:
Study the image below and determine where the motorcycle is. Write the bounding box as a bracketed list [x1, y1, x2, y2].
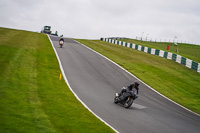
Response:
[59, 40, 64, 48]
[114, 88, 137, 108]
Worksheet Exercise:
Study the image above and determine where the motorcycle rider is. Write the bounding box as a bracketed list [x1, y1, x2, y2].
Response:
[59, 37, 64, 42]
[118, 81, 140, 100]
[59, 37, 64, 47]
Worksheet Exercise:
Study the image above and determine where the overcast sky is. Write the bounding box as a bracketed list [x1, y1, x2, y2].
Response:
[0, 0, 200, 44]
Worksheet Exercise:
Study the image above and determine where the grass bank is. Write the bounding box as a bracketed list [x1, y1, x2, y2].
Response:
[121, 39, 200, 63]
[76, 39, 200, 114]
[0, 27, 114, 133]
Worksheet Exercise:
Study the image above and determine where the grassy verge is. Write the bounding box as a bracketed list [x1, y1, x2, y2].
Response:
[121, 39, 200, 63]
[76, 39, 200, 114]
[0, 27, 114, 133]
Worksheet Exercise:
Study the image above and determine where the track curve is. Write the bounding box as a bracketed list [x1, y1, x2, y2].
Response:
[49, 36, 200, 133]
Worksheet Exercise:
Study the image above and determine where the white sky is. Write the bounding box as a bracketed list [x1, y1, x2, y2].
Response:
[0, 0, 200, 44]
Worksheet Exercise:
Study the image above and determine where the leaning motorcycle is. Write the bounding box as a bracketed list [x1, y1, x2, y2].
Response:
[59, 40, 64, 48]
[114, 89, 136, 108]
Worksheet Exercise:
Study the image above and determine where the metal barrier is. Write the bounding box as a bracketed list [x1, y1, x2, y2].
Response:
[102, 38, 200, 73]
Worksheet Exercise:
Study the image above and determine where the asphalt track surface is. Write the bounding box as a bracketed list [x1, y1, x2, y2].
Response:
[50, 36, 200, 133]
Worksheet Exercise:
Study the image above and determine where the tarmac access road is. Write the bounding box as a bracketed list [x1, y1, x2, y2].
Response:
[49, 36, 200, 133]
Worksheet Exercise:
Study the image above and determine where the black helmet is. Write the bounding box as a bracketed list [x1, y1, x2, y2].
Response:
[134, 80, 140, 86]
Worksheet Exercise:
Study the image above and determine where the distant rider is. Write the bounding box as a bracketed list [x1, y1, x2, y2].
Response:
[119, 81, 140, 100]
[59, 37, 64, 42]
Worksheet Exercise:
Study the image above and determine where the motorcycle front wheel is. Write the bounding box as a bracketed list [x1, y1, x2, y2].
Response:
[124, 97, 133, 108]
[114, 96, 119, 104]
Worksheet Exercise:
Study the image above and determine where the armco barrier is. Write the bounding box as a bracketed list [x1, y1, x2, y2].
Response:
[102, 38, 200, 73]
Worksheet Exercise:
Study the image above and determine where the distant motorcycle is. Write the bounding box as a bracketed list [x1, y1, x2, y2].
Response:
[59, 40, 64, 48]
[114, 88, 137, 108]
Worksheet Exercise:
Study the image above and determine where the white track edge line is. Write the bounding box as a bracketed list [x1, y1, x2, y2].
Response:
[47, 35, 119, 133]
[74, 40, 200, 117]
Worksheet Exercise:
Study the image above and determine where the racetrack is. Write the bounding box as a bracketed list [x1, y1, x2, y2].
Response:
[49, 36, 200, 133]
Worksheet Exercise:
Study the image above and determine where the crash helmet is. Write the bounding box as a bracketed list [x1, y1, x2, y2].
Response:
[134, 80, 140, 87]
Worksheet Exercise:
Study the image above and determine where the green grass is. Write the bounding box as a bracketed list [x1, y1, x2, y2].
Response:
[121, 39, 200, 63]
[75, 39, 200, 114]
[0, 27, 114, 133]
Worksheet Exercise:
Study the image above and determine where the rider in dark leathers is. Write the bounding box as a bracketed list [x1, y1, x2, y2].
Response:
[59, 37, 64, 42]
[119, 81, 140, 100]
